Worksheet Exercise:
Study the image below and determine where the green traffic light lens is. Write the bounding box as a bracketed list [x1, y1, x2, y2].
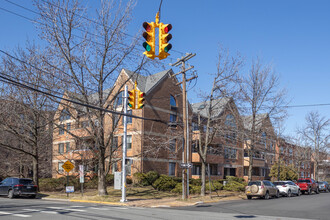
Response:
[143, 42, 151, 52]
[164, 44, 172, 53]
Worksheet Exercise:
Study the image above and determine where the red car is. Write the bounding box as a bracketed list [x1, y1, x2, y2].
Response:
[296, 178, 319, 195]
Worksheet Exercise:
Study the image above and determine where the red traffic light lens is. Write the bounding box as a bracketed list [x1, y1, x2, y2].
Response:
[139, 92, 145, 98]
[164, 24, 172, 33]
[143, 22, 151, 32]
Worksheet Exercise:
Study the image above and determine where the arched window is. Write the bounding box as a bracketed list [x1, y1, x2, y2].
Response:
[225, 114, 236, 142]
[170, 95, 176, 108]
[225, 114, 236, 128]
[60, 109, 70, 121]
[113, 91, 124, 107]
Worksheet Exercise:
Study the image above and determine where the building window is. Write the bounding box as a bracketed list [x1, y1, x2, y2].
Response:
[170, 113, 177, 123]
[66, 142, 70, 152]
[114, 91, 124, 107]
[224, 147, 237, 159]
[169, 139, 176, 152]
[192, 164, 201, 175]
[123, 110, 132, 124]
[170, 95, 177, 108]
[112, 137, 118, 149]
[66, 123, 71, 131]
[112, 162, 118, 173]
[169, 162, 176, 176]
[60, 109, 70, 121]
[59, 124, 65, 135]
[58, 162, 64, 172]
[208, 164, 218, 176]
[58, 143, 64, 154]
[192, 122, 199, 131]
[127, 135, 132, 149]
[192, 142, 199, 153]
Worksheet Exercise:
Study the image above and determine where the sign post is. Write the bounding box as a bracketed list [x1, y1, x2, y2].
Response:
[62, 161, 74, 197]
[79, 165, 84, 197]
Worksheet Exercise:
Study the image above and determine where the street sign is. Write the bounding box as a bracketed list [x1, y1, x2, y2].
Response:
[66, 186, 74, 193]
[62, 160, 74, 173]
[79, 165, 84, 183]
[180, 163, 193, 169]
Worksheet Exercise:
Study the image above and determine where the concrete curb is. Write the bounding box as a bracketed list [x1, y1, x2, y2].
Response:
[70, 199, 127, 206]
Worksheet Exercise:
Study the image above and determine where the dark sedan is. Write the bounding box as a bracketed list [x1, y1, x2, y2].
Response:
[0, 177, 38, 198]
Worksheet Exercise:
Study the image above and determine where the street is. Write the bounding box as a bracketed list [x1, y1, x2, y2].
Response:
[171, 192, 330, 220]
[0, 193, 329, 220]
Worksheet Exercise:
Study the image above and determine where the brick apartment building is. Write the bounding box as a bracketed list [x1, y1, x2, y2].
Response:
[51, 68, 326, 182]
[190, 98, 244, 180]
[242, 114, 277, 181]
[52, 69, 188, 178]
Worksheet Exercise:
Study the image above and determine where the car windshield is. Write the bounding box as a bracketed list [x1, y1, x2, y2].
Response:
[297, 180, 309, 183]
[273, 182, 285, 185]
[248, 181, 261, 186]
[19, 179, 33, 185]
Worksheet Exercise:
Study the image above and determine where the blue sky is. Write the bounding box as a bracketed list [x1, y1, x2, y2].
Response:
[0, 0, 329, 137]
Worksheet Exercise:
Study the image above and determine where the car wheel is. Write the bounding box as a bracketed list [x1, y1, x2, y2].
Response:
[297, 190, 301, 196]
[308, 188, 311, 195]
[8, 190, 14, 199]
[275, 190, 280, 198]
[316, 188, 320, 194]
[29, 194, 37, 199]
[264, 191, 270, 200]
[247, 195, 252, 200]
[287, 190, 291, 197]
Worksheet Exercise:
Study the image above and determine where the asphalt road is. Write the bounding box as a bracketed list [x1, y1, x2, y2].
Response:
[0, 193, 329, 219]
[170, 192, 330, 220]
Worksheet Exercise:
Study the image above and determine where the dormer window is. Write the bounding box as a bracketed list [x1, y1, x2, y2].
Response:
[60, 109, 71, 121]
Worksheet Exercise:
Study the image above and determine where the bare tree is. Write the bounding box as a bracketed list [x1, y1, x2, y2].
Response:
[195, 47, 242, 196]
[298, 111, 330, 181]
[0, 44, 56, 187]
[33, 0, 148, 195]
[239, 58, 287, 182]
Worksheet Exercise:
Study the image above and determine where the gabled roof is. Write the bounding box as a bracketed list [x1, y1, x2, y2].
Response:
[191, 98, 231, 118]
[63, 69, 174, 113]
[241, 113, 269, 131]
[124, 69, 173, 94]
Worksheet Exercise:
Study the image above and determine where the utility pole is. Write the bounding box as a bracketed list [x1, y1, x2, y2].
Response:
[121, 85, 128, 203]
[171, 53, 197, 200]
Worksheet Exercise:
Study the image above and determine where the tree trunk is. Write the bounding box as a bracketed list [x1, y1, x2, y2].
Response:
[201, 158, 206, 196]
[32, 156, 39, 190]
[248, 149, 253, 182]
[98, 149, 108, 196]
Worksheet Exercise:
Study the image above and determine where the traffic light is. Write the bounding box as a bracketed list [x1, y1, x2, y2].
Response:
[137, 90, 145, 109]
[127, 89, 136, 109]
[142, 22, 156, 59]
[158, 23, 172, 60]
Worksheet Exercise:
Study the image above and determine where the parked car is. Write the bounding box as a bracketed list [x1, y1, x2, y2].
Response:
[245, 180, 279, 200]
[296, 178, 319, 195]
[317, 181, 329, 193]
[273, 181, 301, 197]
[0, 177, 38, 199]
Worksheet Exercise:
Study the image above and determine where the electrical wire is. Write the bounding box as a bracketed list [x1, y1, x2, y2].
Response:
[0, 71, 169, 124]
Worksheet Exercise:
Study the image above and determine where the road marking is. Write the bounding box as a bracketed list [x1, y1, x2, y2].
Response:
[89, 207, 110, 210]
[41, 211, 58, 214]
[46, 207, 85, 212]
[70, 206, 85, 208]
[13, 214, 31, 218]
[113, 207, 128, 210]
[0, 211, 11, 215]
[23, 209, 39, 212]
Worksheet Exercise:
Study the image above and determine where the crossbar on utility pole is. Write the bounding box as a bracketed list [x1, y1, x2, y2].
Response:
[170, 53, 197, 200]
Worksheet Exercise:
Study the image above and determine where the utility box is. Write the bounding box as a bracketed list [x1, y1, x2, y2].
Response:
[114, 172, 122, 190]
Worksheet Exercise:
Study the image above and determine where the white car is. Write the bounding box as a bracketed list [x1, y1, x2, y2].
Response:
[273, 181, 301, 197]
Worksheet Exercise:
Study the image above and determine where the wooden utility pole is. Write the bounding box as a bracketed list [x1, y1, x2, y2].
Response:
[171, 53, 197, 200]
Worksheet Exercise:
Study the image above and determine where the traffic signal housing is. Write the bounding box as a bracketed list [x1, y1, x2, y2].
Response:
[142, 22, 156, 59]
[158, 23, 172, 60]
[137, 90, 145, 109]
[127, 89, 136, 109]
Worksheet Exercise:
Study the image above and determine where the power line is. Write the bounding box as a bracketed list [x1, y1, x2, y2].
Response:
[0, 71, 169, 124]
